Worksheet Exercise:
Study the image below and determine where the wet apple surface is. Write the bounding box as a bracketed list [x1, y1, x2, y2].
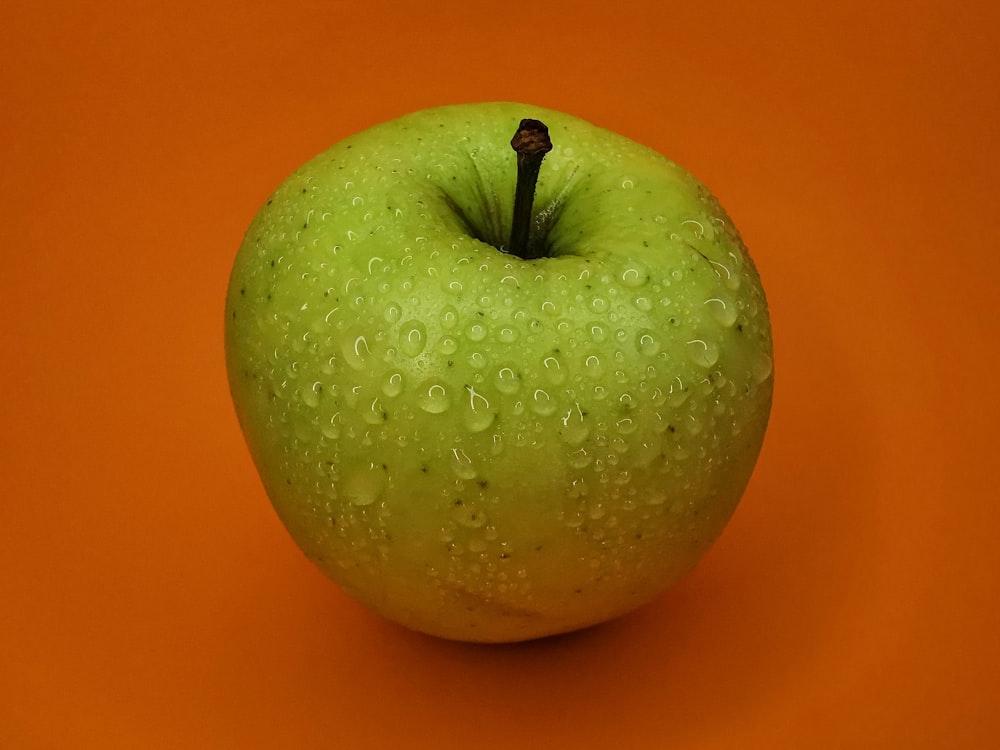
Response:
[225, 102, 773, 641]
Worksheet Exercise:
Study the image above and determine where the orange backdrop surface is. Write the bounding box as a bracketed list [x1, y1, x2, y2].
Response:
[2, 0, 998, 747]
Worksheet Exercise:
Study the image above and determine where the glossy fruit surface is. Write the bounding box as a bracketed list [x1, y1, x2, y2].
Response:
[225, 102, 773, 641]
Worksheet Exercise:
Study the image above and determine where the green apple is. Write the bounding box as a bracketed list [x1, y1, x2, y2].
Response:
[225, 102, 773, 642]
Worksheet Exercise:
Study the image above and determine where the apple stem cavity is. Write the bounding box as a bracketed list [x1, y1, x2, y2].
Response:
[508, 118, 553, 260]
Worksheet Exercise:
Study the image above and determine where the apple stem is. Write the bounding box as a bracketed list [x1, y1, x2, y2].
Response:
[508, 118, 552, 260]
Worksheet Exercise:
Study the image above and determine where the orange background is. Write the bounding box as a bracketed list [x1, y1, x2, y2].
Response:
[2, 0, 998, 746]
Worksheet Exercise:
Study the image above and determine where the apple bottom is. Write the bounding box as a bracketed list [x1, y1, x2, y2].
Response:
[333, 559, 706, 643]
[268, 484, 741, 643]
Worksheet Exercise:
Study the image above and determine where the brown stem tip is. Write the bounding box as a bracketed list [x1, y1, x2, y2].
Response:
[510, 118, 553, 159]
[508, 119, 553, 260]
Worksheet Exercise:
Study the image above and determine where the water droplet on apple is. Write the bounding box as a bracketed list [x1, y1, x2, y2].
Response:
[616, 416, 638, 435]
[589, 297, 608, 314]
[636, 330, 660, 357]
[666, 378, 690, 407]
[418, 380, 451, 413]
[686, 338, 720, 368]
[440, 305, 459, 329]
[467, 537, 488, 554]
[384, 302, 402, 323]
[648, 386, 666, 407]
[583, 354, 604, 377]
[645, 491, 667, 506]
[716, 251, 743, 291]
[610, 436, 629, 454]
[684, 414, 705, 435]
[452, 501, 487, 528]
[680, 218, 706, 239]
[437, 336, 458, 356]
[463, 386, 495, 433]
[450, 448, 478, 480]
[321, 412, 341, 440]
[494, 366, 521, 395]
[588, 322, 607, 343]
[361, 396, 386, 425]
[341, 332, 370, 371]
[301, 382, 322, 408]
[382, 370, 404, 397]
[498, 326, 518, 343]
[530, 389, 556, 416]
[632, 296, 652, 312]
[343, 466, 385, 506]
[468, 322, 487, 342]
[568, 448, 593, 469]
[399, 320, 427, 357]
[542, 354, 566, 385]
[621, 267, 647, 288]
[705, 297, 738, 328]
[566, 477, 588, 500]
[752, 351, 774, 384]
[560, 405, 590, 445]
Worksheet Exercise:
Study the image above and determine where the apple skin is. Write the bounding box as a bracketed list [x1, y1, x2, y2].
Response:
[225, 102, 773, 642]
